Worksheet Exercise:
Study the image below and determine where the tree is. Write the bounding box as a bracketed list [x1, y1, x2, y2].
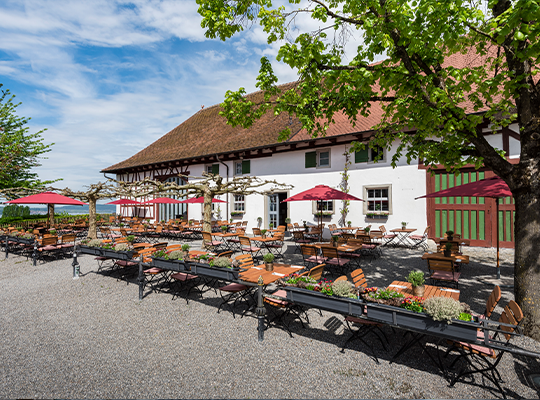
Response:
[0, 85, 56, 190]
[197, 0, 540, 338]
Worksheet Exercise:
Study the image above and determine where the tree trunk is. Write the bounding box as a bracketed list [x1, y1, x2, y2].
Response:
[47, 204, 54, 227]
[88, 197, 97, 239]
[514, 185, 540, 340]
[202, 190, 213, 233]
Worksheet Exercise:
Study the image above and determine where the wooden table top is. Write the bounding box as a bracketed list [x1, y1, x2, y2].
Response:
[434, 238, 471, 246]
[390, 228, 417, 233]
[421, 251, 470, 264]
[387, 281, 460, 301]
[239, 263, 304, 284]
[251, 236, 279, 242]
[213, 232, 238, 238]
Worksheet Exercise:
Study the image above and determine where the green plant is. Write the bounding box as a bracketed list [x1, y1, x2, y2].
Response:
[446, 230, 454, 236]
[285, 217, 291, 224]
[167, 250, 183, 260]
[212, 257, 232, 268]
[86, 239, 103, 247]
[367, 288, 405, 301]
[332, 235, 339, 242]
[347, 220, 352, 226]
[261, 229, 267, 236]
[406, 270, 425, 287]
[221, 225, 228, 231]
[458, 312, 472, 322]
[263, 252, 275, 263]
[445, 242, 453, 251]
[269, 223, 274, 229]
[181, 243, 190, 252]
[401, 221, 407, 226]
[331, 280, 356, 298]
[126, 235, 135, 243]
[257, 216, 262, 222]
[424, 297, 463, 323]
[400, 297, 425, 313]
[364, 226, 371, 233]
[152, 249, 167, 258]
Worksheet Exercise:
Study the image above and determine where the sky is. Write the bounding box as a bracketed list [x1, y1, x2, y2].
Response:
[1, 0, 353, 192]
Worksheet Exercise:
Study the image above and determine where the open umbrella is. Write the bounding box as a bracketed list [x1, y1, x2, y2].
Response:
[416, 175, 512, 279]
[6, 191, 86, 226]
[179, 197, 227, 204]
[282, 185, 363, 240]
[142, 197, 183, 204]
[106, 199, 142, 205]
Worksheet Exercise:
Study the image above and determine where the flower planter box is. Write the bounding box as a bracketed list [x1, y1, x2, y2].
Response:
[9, 236, 35, 245]
[365, 215, 389, 220]
[189, 262, 242, 280]
[283, 287, 365, 318]
[366, 303, 479, 342]
[151, 257, 186, 272]
[78, 245, 103, 256]
[100, 249, 135, 260]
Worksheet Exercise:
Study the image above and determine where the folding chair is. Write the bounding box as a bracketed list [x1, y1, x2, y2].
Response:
[239, 236, 262, 261]
[264, 289, 310, 337]
[341, 268, 389, 362]
[410, 226, 430, 250]
[379, 225, 397, 247]
[58, 233, 77, 258]
[447, 301, 524, 398]
[202, 231, 225, 253]
[226, 229, 245, 252]
[300, 245, 327, 268]
[292, 231, 312, 253]
[265, 232, 285, 258]
[427, 258, 461, 289]
[217, 254, 256, 317]
[473, 285, 502, 320]
[321, 246, 350, 277]
[37, 236, 61, 262]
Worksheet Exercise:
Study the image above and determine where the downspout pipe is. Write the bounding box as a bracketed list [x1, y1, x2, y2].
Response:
[216, 154, 229, 219]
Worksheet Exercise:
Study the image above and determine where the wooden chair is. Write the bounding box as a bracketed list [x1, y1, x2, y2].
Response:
[321, 246, 350, 277]
[300, 245, 326, 268]
[474, 285, 502, 320]
[410, 226, 430, 250]
[217, 254, 255, 317]
[427, 258, 461, 288]
[307, 263, 325, 280]
[265, 232, 285, 258]
[447, 301, 524, 398]
[239, 236, 262, 260]
[378, 225, 397, 247]
[58, 234, 76, 257]
[202, 231, 225, 253]
[291, 231, 312, 253]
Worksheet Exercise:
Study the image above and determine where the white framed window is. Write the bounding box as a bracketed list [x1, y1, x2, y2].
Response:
[206, 164, 219, 175]
[363, 185, 393, 214]
[233, 194, 245, 212]
[234, 160, 251, 175]
[305, 149, 331, 168]
[235, 162, 243, 175]
[312, 200, 334, 214]
[369, 146, 385, 163]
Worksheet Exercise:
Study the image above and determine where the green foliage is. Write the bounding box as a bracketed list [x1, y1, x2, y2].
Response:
[181, 243, 191, 251]
[212, 256, 232, 268]
[0, 85, 56, 190]
[424, 297, 464, 323]
[263, 252, 275, 263]
[331, 280, 355, 298]
[406, 270, 425, 287]
[86, 239, 103, 247]
[114, 243, 131, 252]
[459, 312, 472, 322]
[2, 205, 30, 218]
[168, 250, 184, 261]
[367, 288, 405, 300]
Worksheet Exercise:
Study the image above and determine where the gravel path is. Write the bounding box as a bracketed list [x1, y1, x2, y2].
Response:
[1, 238, 539, 399]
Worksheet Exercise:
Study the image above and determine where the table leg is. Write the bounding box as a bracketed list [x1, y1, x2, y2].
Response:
[32, 241, 38, 266]
[256, 277, 266, 342]
[138, 255, 144, 301]
[5, 236, 8, 259]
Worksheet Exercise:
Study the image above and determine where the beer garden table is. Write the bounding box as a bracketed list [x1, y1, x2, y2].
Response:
[389, 228, 417, 248]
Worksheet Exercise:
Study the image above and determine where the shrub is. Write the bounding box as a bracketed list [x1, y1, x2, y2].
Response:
[406, 270, 425, 287]
[212, 257, 232, 268]
[331, 280, 356, 298]
[86, 239, 103, 247]
[114, 243, 131, 251]
[125, 235, 135, 243]
[181, 243, 190, 251]
[263, 252, 275, 263]
[424, 297, 463, 323]
[168, 250, 184, 260]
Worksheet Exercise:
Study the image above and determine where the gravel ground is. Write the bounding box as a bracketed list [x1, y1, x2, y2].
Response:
[1, 238, 539, 399]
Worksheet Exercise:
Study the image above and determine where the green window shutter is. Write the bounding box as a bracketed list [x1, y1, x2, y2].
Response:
[242, 160, 250, 174]
[212, 164, 219, 175]
[305, 151, 317, 168]
[355, 148, 369, 163]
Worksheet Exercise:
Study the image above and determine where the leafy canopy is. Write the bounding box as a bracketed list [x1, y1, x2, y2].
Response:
[0, 84, 56, 191]
[197, 0, 540, 174]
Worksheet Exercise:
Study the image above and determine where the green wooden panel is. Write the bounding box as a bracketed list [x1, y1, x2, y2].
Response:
[448, 175, 455, 204]
[499, 210, 504, 241]
[479, 171, 485, 204]
[305, 151, 317, 168]
[442, 175, 447, 204]
[354, 148, 369, 163]
[212, 164, 219, 175]
[449, 210, 455, 232]
[435, 174, 440, 204]
[463, 212, 470, 239]
[470, 174, 477, 204]
[505, 210, 511, 241]
[442, 210, 448, 235]
[479, 210, 485, 240]
[456, 210, 462, 236]
[471, 210, 477, 240]
[463, 174, 469, 204]
[435, 210, 441, 237]
[242, 160, 250, 174]
[456, 174, 462, 204]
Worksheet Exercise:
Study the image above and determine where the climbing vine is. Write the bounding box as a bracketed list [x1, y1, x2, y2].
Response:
[339, 147, 351, 227]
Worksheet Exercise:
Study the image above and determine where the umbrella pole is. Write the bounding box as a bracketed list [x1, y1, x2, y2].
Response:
[496, 197, 500, 280]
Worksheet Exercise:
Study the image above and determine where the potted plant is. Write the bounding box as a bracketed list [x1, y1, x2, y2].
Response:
[446, 230, 454, 241]
[181, 243, 190, 260]
[260, 229, 268, 238]
[401, 221, 407, 229]
[347, 221, 352, 227]
[269, 223, 274, 229]
[285, 217, 291, 225]
[444, 242, 453, 257]
[364, 226, 371, 234]
[263, 252, 275, 271]
[331, 235, 340, 247]
[257, 216, 263, 227]
[230, 218, 233, 223]
[221, 225, 228, 233]
[407, 270, 425, 297]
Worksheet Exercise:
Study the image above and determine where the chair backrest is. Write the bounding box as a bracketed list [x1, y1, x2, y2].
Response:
[342, 232, 355, 240]
[41, 236, 58, 246]
[252, 228, 261, 236]
[60, 234, 76, 244]
[273, 232, 285, 242]
[293, 231, 305, 241]
[137, 247, 157, 262]
[239, 236, 251, 247]
[235, 229, 246, 236]
[217, 250, 233, 258]
[154, 242, 168, 249]
[347, 238, 364, 246]
[277, 225, 286, 232]
[308, 264, 325, 280]
[498, 300, 524, 340]
[300, 245, 318, 257]
[321, 246, 338, 258]
[351, 268, 367, 288]
[335, 275, 348, 282]
[201, 231, 213, 244]
[242, 221, 248, 226]
[166, 244, 183, 252]
[379, 225, 388, 234]
[120, 228, 129, 236]
[287, 223, 294, 231]
[485, 285, 502, 318]
[423, 226, 430, 237]
[427, 258, 455, 273]
[235, 253, 254, 268]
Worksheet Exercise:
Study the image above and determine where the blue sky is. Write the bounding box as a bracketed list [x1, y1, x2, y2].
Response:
[0, 0, 309, 191]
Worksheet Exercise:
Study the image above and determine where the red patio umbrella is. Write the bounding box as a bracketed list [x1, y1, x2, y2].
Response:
[282, 185, 363, 240]
[416, 176, 512, 278]
[106, 199, 142, 205]
[142, 197, 183, 204]
[6, 191, 86, 226]
[179, 197, 227, 204]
